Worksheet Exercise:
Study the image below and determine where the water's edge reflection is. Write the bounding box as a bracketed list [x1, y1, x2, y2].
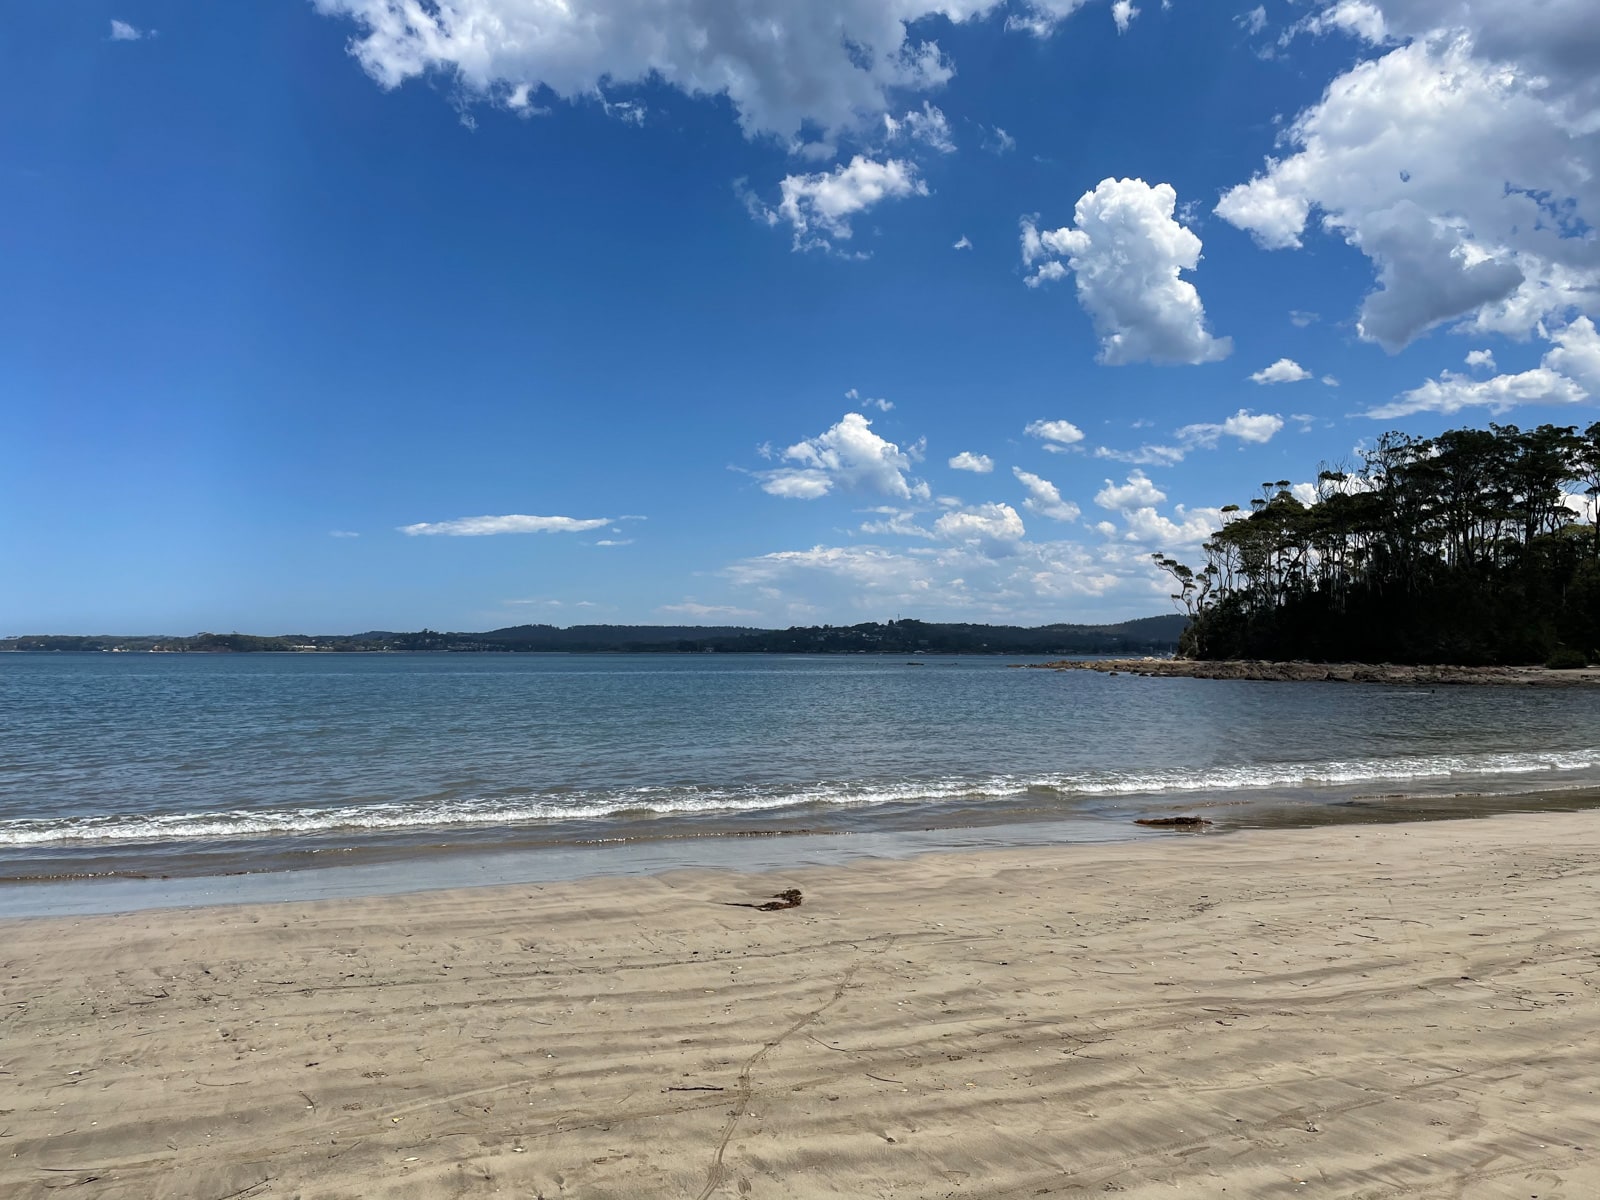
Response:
[5, 785, 1597, 920]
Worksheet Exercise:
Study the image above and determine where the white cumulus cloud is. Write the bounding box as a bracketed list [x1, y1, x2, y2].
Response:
[1013, 468, 1081, 522]
[1021, 178, 1232, 365]
[1116, 504, 1229, 548]
[1295, 0, 1389, 44]
[400, 514, 614, 536]
[110, 19, 145, 41]
[933, 502, 1028, 554]
[753, 156, 927, 251]
[722, 513, 1238, 620]
[1178, 409, 1286, 447]
[1544, 315, 1600, 397]
[1368, 367, 1586, 418]
[1088, 471, 1232, 548]
[948, 451, 994, 473]
[1095, 470, 1167, 512]
[759, 412, 927, 501]
[1218, 7, 1600, 349]
[884, 102, 956, 153]
[1025, 418, 1086, 450]
[726, 537, 1155, 618]
[314, 0, 1098, 144]
[1250, 358, 1313, 384]
[1368, 315, 1598, 417]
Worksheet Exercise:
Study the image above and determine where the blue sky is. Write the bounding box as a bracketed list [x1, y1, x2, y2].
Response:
[5, 1, 1598, 633]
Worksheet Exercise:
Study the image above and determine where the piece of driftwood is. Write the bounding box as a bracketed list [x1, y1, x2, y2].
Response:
[725, 888, 803, 911]
[1134, 816, 1211, 828]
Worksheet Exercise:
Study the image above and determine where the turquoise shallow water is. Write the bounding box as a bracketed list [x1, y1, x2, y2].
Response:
[3, 652, 1599, 882]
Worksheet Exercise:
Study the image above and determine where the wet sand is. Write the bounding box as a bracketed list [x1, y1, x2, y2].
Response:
[2, 811, 1597, 1198]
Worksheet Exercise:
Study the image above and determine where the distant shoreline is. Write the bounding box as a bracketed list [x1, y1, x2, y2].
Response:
[1027, 657, 1600, 687]
[0, 615, 1187, 657]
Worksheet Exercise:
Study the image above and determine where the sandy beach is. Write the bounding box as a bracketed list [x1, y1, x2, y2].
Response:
[3, 812, 1597, 1199]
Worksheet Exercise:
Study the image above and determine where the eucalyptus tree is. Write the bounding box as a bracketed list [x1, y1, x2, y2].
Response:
[1157, 423, 1598, 664]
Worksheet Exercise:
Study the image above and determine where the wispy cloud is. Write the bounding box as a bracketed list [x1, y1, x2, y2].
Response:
[657, 600, 761, 619]
[1094, 444, 1188, 467]
[1094, 407, 1285, 465]
[845, 387, 893, 412]
[399, 514, 613, 536]
[1178, 409, 1284, 446]
[984, 126, 1017, 155]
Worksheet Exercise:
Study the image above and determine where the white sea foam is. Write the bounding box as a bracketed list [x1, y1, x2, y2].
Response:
[3, 748, 1597, 847]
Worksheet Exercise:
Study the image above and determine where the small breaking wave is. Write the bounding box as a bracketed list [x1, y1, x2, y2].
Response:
[4, 747, 1597, 847]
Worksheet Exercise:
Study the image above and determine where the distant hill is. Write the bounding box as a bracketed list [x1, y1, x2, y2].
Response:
[688, 617, 1188, 655]
[479, 623, 763, 648]
[0, 616, 1188, 656]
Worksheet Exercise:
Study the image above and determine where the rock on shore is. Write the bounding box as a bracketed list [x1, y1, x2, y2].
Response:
[1024, 658, 1600, 687]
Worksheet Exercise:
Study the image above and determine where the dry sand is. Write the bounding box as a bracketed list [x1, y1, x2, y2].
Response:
[2, 812, 1597, 1199]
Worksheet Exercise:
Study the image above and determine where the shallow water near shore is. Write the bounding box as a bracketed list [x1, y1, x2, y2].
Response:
[7, 788, 1600, 919]
[4, 651, 1600, 912]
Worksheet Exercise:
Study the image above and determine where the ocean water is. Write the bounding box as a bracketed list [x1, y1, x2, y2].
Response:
[3, 652, 1599, 884]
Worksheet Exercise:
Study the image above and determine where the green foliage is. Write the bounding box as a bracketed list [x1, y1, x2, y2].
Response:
[1545, 647, 1590, 670]
[1157, 422, 1600, 665]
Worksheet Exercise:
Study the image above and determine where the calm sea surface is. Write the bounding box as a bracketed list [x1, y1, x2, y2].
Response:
[4, 653, 1599, 884]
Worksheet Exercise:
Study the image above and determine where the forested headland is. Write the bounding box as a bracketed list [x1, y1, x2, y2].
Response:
[1155, 423, 1600, 666]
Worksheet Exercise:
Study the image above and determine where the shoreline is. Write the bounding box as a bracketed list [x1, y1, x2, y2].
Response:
[7, 781, 1600, 918]
[1028, 656, 1600, 686]
[2, 810, 1595, 1197]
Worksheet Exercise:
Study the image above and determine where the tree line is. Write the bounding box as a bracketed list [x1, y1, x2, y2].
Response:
[1155, 422, 1600, 666]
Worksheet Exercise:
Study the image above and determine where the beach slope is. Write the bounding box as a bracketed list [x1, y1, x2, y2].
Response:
[2, 812, 1597, 1198]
